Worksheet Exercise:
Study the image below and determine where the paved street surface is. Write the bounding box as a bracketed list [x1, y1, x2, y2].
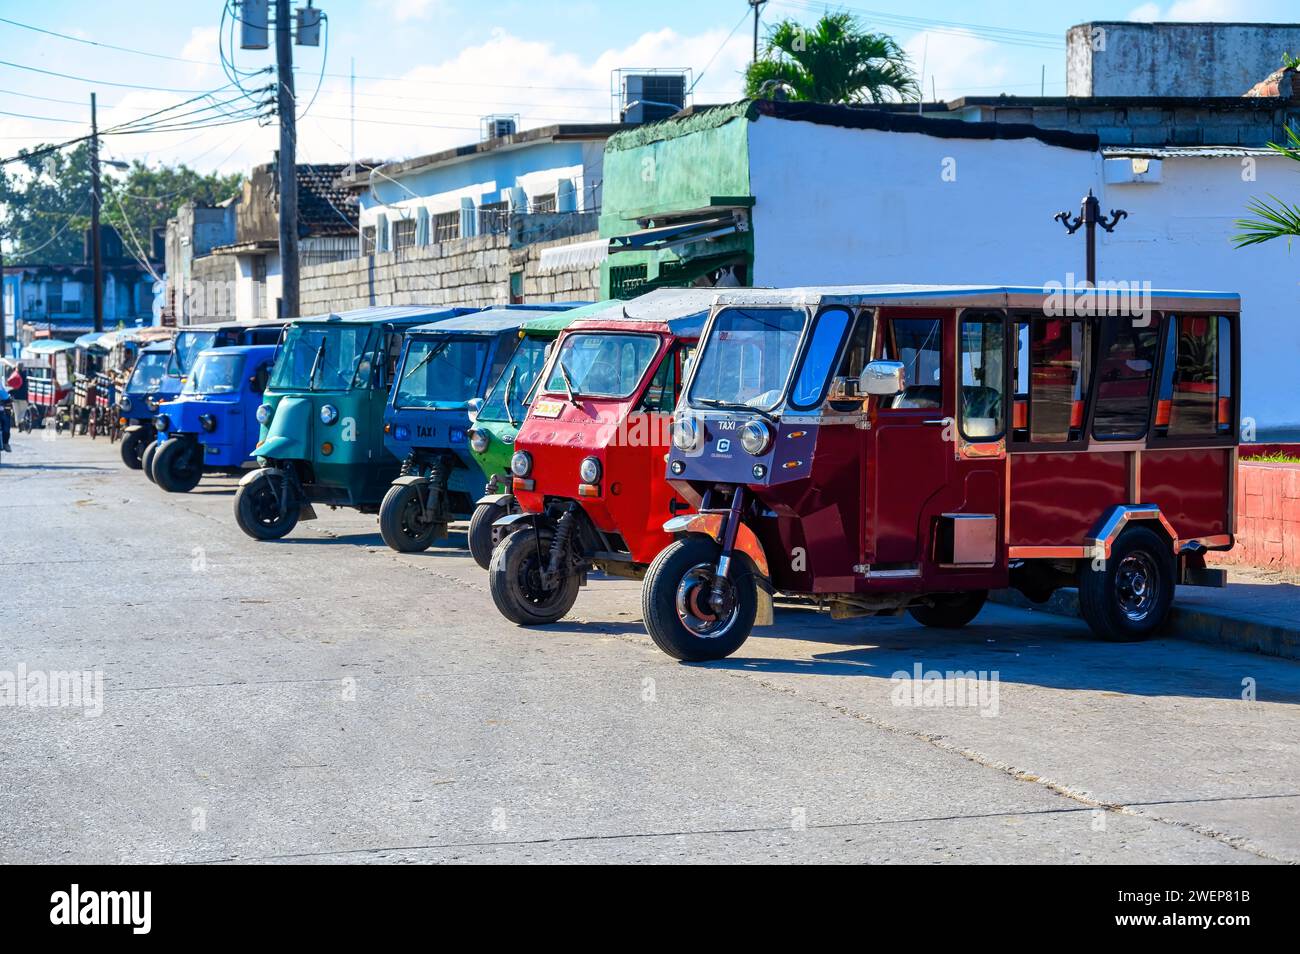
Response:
[3, 432, 1299, 864]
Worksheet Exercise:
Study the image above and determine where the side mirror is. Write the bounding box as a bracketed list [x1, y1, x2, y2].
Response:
[859, 360, 906, 397]
[467, 397, 483, 418]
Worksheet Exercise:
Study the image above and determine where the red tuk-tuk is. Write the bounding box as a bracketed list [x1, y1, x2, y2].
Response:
[18, 339, 76, 431]
[643, 285, 1238, 660]
[487, 289, 716, 625]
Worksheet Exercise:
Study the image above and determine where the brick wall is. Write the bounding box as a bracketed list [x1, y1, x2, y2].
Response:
[1210, 461, 1300, 572]
[298, 229, 602, 314]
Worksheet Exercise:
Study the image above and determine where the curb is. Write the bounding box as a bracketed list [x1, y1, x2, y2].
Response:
[989, 588, 1300, 661]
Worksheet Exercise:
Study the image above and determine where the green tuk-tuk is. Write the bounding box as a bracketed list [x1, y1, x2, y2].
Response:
[464, 300, 615, 567]
[234, 305, 479, 540]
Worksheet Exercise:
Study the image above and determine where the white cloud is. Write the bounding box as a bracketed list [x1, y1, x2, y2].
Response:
[903, 29, 1015, 100]
[370, 0, 443, 23]
[1127, 0, 1251, 21]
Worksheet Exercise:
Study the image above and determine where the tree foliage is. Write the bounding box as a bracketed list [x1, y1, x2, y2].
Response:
[743, 13, 917, 105]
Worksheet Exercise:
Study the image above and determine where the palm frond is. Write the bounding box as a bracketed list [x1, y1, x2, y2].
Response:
[1233, 194, 1300, 248]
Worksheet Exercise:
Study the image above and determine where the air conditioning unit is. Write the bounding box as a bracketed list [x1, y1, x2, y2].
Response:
[621, 73, 687, 124]
[482, 115, 519, 141]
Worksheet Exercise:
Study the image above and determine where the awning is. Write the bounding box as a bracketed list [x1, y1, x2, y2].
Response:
[537, 237, 610, 273]
[23, 339, 77, 355]
[74, 332, 110, 351]
[608, 215, 740, 254]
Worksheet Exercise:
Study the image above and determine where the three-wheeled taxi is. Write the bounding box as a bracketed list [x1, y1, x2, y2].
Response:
[487, 289, 716, 625]
[378, 304, 580, 553]
[116, 341, 176, 467]
[234, 306, 474, 540]
[466, 300, 616, 568]
[19, 339, 76, 432]
[148, 345, 278, 493]
[641, 285, 1239, 660]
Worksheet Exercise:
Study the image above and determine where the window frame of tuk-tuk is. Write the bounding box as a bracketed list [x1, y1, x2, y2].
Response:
[685, 305, 812, 414]
[1145, 311, 1240, 450]
[1084, 311, 1168, 446]
[537, 329, 664, 401]
[954, 308, 1010, 448]
[872, 310, 947, 415]
[786, 305, 857, 412]
[637, 339, 691, 414]
[1008, 311, 1094, 453]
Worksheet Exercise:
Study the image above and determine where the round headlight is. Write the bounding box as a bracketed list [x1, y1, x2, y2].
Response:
[320, 404, 339, 425]
[672, 416, 699, 451]
[145, 395, 160, 411]
[740, 420, 771, 456]
[199, 414, 217, 433]
[119, 396, 133, 413]
[510, 450, 532, 477]
[469, 429, 489, 454]
[579, 456, 601, 484]
[155, 415, 170, 433]
[256, 404, 272, 424]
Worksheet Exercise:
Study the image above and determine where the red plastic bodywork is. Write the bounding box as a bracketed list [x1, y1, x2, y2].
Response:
[513, 317, 693, 564]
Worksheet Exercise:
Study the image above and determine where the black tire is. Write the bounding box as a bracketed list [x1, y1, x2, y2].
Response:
[641, 536, 757, 662]
[379, 482, 442, 553]
[234, 470, 300, 541]
[908, 590, 988, 628]
[489, 525, 580, 625]
[469, 501, 506, 570]
[119, 427, 149, 469]
[1078, 526, 1175, 642]
[141, 440, 160, 484]
[153, 438, 204, 493]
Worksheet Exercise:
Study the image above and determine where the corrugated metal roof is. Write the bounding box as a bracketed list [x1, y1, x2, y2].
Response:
[1102, 146, 1279, 158]
[293, 305, 479, 325]
[407, 305, 573, 336]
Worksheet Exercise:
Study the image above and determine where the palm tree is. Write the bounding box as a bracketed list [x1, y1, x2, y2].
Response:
[1234, 126, 1300, 248]
[743, 13, 917, 105]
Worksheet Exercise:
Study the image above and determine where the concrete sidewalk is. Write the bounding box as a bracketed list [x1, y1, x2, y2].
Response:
[992, 567, 1300, 660]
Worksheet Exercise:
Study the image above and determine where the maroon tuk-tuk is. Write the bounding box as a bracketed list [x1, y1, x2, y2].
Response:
[643, 285, 1238, 661]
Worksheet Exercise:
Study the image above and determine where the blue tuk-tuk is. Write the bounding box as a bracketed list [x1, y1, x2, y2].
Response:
[377, 304, 578, 552]
[119, 321, 284, 470]
[118, 342, 179, 468]
[147, 345, 278, 493]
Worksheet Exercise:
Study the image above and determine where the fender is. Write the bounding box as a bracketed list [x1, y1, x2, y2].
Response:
[663, 512, 774, 627]
[123, 423, 152, 437]
[493, 511, 547, 531]
[391, 474, 429, 488]
[239, 466, 317, 521]
[476, 492, 515, 509]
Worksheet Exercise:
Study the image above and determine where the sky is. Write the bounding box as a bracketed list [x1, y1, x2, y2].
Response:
[0, 0, 1294, 177]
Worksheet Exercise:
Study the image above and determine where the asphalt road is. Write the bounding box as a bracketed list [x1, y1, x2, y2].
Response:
[2, 431, 1298, 864]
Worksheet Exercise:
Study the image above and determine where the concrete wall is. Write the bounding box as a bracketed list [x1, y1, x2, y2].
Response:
[1067, 22, 1300, 97]
[1210, 462, 1300, 572]
[183, 253, 238, 323]
[298, 230, 602, 314]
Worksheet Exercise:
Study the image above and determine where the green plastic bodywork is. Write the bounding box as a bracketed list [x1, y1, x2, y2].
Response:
[467, 299, 616, 493]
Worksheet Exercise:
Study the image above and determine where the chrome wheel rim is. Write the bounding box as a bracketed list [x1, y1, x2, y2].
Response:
[1115, 551, 1159, 622]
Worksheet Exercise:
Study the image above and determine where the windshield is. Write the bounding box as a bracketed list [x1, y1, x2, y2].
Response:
[128, 352, 170, 392]
[269, 324, 376, 392]
[183, 353, 244, 395]
[542, 332, 660, 399]
[688, 308, 805, 411]
[477, 336, 550, 423]
[169, 331, 217, 377]
[394, 336, 490, 408]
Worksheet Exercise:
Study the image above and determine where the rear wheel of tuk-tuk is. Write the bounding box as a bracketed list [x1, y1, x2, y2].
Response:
[153, 438, 204, 493]
[1078, 526, 1174, 642]
[120, 428, 149, 469]
[378, 482, 443, 552]
[468, 500, 507, 570]
[141, 440, 160, 484]
[488, 526, 580, 625]
[642, 536, 757, 662]
[234, 470, 300, 540]
[908, 590, 988, 629]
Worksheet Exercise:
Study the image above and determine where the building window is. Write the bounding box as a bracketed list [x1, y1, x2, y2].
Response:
[433, 211, 461, 243]
[47, 284, 63, 314]
[531, 193, 556, 214]
[393, 218, 417, 251]
[478, 201, 509, 235]
[509, 271, 524, 304]
[361, 226, 376, 256]
[252, 256, 267, 283]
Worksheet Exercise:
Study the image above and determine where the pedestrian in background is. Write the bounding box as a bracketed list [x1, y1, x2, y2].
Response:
[0, 378, 12, 452]
[6, 363, 28, 432]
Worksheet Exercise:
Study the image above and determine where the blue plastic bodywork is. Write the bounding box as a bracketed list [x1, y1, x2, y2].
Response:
[383, 304, 581, 509]
[153, 345, 278, 470]
[118, 342, 181, 426]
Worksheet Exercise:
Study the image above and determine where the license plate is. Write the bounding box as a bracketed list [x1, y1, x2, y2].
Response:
[531, 400, 564, 419]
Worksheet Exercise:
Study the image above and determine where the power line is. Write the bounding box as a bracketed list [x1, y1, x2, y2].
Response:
[0, 15, 222, 67]
[0, 57, 225, 93]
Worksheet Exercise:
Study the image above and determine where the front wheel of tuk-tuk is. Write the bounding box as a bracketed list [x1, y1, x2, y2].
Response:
[141, 439, 160, 484]
[234, 470, 300, 541]
[153, 438, 204, 493]
[119, 427, 150, 469]
[468, 500, 507, 570]
[642, 537, 757, 662]
[378, 482, 443, 553]
[488, 526, 580, 625]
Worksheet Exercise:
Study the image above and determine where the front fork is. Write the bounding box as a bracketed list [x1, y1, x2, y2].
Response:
[710, 486, 746, 604]
[407, 453, 452, 523]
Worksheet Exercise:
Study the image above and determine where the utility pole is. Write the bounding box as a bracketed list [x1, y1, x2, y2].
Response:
[748, 0, 767, 64]
[1055, 190, 1128, 285]
[276, 0, 299, 320]
[1, 240, 7, 359]
[90, 92, 104, 334]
